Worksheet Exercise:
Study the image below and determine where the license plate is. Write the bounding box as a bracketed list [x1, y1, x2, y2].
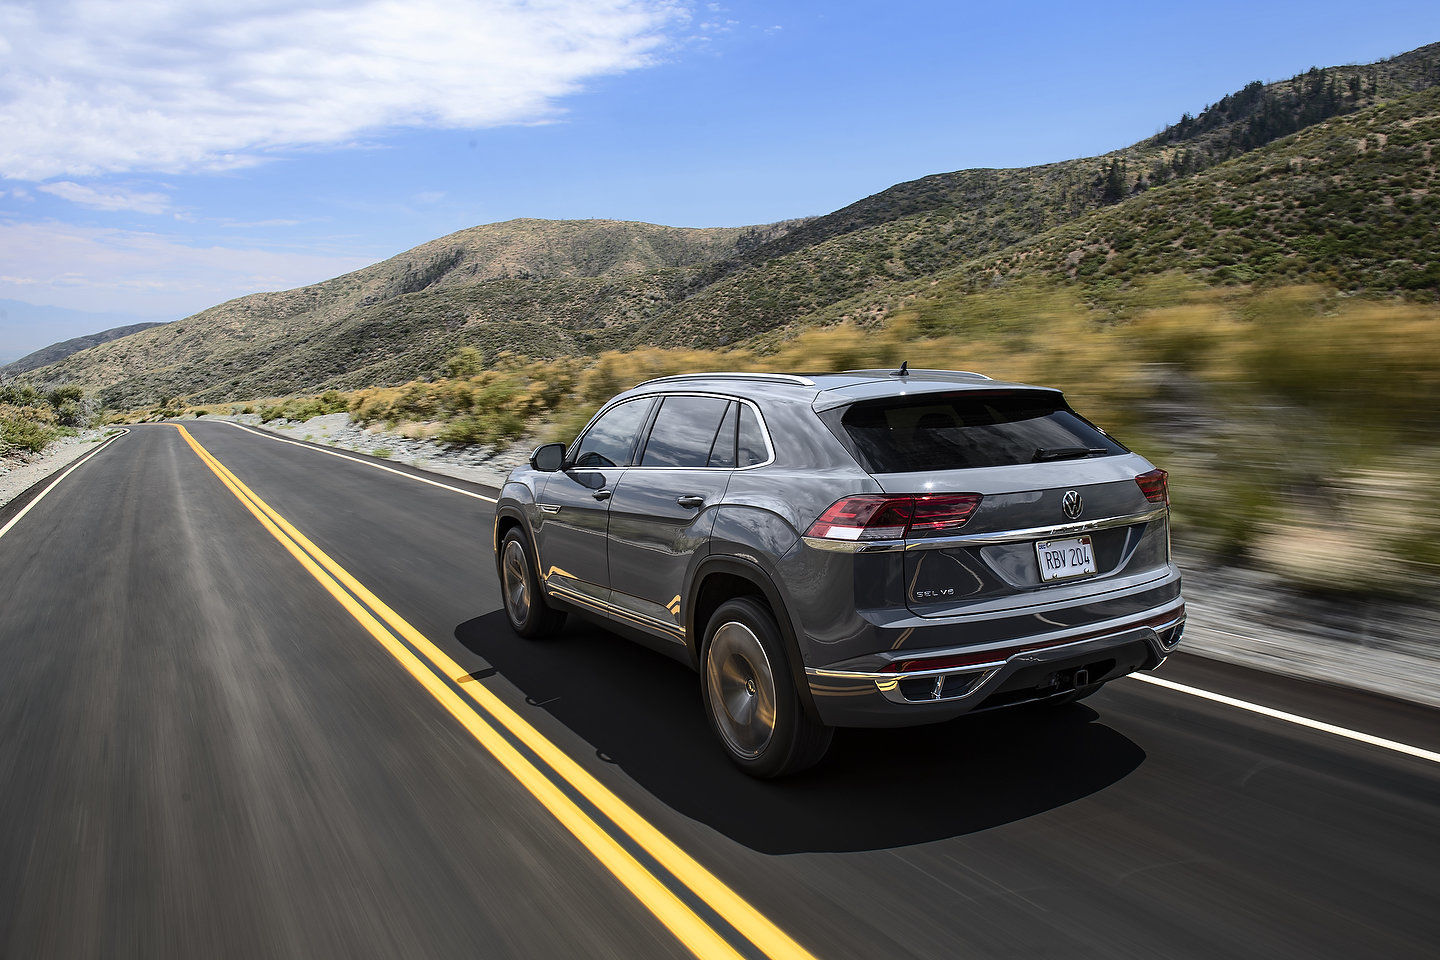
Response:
[1035, 536, 1097, 582]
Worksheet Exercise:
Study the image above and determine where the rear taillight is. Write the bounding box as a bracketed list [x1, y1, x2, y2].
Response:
[1136, 468, 1169, 505]
[805, 494, 982, 541]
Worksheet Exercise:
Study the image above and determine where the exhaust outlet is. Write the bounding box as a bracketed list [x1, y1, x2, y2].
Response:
[1073, 668, 1090, 688]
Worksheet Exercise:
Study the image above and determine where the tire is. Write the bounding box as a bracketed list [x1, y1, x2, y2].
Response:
[700, 597, 832, 778]
[499, 530, 566, 638]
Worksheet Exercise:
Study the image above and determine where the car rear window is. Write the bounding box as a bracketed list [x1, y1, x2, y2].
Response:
[834, 391, 1127, 473]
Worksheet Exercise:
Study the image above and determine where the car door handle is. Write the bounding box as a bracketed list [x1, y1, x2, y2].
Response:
[676, 495, 705, 509]
[593, 488, 612, 501]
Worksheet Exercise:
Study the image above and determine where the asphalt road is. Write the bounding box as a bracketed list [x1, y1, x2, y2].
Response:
[2, 421, 1437, 960]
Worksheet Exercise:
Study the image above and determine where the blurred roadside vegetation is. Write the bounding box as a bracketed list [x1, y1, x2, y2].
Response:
[146, 276, 1438, 598]
[0, 383, 99, 458]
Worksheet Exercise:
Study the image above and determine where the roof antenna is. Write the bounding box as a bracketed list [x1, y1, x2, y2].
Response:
[895, 361, 909, 377]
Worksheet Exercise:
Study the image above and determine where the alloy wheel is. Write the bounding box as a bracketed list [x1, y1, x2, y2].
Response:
[705, 620, 777, 759]
[502, 539, 531, 626]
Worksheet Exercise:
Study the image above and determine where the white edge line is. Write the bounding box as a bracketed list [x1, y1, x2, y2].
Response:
[0, 429, 129, 543]
[216, 420, 497, 503]
[1131, 673, 1440, 766]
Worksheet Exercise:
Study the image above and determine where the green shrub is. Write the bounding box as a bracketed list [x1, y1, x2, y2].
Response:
[47, 385, 83, 408]
[446, 347, 484, 379]
[0, 414, 56, 454]
[436, 410, 525, 448]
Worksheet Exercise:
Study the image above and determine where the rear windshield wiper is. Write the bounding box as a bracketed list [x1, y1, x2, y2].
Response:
[1032, 446, 1110, 462]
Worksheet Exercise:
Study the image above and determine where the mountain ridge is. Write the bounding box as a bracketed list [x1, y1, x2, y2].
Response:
[2, 321, 169, 377]
[20, 41, 1440, 407]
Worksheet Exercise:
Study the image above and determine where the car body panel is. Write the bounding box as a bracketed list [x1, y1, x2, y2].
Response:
[533, 466, 621, 605]
[607, 466, 731, 639]
[494, 369, 1184, 731]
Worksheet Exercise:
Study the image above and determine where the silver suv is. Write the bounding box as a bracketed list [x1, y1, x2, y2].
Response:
[493, 369, 1184, 777]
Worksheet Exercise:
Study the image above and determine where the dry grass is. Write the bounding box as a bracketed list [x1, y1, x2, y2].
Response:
[128, 278, 1440, 597]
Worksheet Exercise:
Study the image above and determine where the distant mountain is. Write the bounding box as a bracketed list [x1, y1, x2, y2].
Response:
[1, 321, 169, 377]
[0, 300, 167, 368]
[20, 41, 1440, 407]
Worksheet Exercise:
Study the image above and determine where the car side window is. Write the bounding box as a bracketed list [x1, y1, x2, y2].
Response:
[737, 404, 769, 466]
[640, 396, 732, 468]
[707, 402, 739, 468]
[571, 398, 654, 468]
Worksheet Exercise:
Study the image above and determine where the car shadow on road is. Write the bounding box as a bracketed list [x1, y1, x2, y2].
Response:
[455, 611, 1145, 855]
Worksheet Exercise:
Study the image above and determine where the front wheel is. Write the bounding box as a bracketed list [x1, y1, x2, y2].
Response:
[499, 530, 566, 638]
[701, 597, 831, 778]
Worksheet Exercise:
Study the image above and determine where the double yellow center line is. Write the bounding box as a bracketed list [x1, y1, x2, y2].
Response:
[173, 425, 818, 960]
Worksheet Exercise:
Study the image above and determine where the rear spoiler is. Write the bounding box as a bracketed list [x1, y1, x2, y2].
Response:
[811, 382, 1063, 413]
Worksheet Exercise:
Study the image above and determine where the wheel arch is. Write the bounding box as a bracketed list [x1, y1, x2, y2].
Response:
[492, 505, 532, 577]
[686, 555, 820, 722]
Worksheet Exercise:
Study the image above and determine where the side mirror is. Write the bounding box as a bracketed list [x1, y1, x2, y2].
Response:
[529, 442, 566, 472]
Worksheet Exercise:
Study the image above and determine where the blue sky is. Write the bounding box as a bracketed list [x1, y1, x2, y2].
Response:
[2, 0, 1438, 360]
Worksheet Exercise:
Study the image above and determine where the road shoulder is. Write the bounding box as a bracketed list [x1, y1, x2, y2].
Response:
[0, 429, 110, 510]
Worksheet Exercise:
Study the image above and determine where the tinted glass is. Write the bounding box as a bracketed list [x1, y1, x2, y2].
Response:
[838, 392, 1127, 473]
[640, 396, 732, 468]
[707, 401, 739, 468]
[572, 398, 653, 468]
[737, 405, 769, 466]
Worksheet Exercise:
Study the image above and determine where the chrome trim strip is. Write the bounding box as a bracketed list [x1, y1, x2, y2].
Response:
[800, 536, 904, 553]
[902, 507, 1167, 549]
[546, 583, 687, 639]
[538, 503, 561, 515]
[808, 661, 1000, 681]
[568, 391, 778, 472]
[635, 372, 816, 388]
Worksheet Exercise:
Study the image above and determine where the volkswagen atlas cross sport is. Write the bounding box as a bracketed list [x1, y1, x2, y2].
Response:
[493, 368, 1184, 777]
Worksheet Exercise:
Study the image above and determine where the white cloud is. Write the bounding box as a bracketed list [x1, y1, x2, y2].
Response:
[38, 181, 170, 213]
[0, 0, 685, 180]
[0, 220, 374, 318]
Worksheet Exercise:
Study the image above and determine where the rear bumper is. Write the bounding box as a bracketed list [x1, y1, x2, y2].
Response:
[804, 598, 1184, 727]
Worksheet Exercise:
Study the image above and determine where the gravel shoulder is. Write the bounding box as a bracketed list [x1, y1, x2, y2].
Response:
[1177, 561, 1440, 709]
[210, 412, 529, 488]
[180, 414, 1440, 711]
[0, 429, 110, 510]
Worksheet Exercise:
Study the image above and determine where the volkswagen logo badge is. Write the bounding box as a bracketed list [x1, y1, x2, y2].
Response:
[1061, 490, 1084, 520]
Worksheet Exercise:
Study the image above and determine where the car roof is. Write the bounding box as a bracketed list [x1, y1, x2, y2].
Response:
[625, 369, 1061, 410]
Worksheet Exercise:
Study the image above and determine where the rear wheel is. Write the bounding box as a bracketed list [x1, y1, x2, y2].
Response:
[500, 530, 566, 638]
[701, 597, 831, 778]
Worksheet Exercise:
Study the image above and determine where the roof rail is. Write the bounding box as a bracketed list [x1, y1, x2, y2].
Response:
[841, 368, 992, 381]
[635, 372, 817, 388]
